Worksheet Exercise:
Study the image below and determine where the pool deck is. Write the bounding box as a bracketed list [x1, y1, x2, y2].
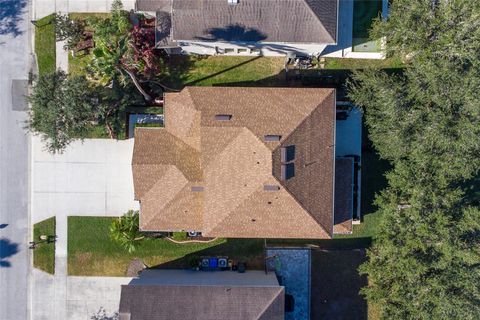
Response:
[322, 0, 387, 59]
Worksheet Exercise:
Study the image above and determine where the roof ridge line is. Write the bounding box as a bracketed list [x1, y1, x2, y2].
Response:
[302, 0, 336, 43]
[140, 165, 190, 228]
[273, 174, 332, 238]
[254, 286, 284, 320]
[204, 128, 270, 235]
[201, 126, 244, 170]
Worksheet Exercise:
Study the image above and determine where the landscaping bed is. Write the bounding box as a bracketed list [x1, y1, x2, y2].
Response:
[67, 216, 264, 276]
[33, 217, 56, 274]
[34, 14, 56, 75]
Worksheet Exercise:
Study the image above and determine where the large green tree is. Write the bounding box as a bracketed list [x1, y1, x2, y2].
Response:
[370, 0, 480, 61]
[349, 1, 480, 319]
[28, 70, 104, 153]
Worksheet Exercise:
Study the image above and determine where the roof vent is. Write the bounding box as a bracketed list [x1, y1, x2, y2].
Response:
[228, 0, 238, 4]
[215, 114, 232, 121]
[191, 186, 204, 192]
[264, 185, 280, 191]
[264, 135, 281, 142]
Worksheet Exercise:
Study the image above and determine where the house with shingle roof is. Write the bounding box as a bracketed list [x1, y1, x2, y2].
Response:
[132, 87, 356, 238]
[119, 269, 284, 320]
[135, 0, 338, 56]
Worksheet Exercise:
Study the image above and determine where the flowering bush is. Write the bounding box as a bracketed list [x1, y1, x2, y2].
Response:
[123, 25, 163, 77]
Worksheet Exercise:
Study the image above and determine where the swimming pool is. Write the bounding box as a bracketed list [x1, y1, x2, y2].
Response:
[266, 248, 311, 320]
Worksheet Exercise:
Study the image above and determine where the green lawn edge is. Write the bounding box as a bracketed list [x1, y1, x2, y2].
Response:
[34, 14, 56, 75]
[33, 217, 56, 274]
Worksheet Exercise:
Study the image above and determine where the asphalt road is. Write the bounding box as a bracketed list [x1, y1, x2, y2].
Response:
[0, 0, 32, 319]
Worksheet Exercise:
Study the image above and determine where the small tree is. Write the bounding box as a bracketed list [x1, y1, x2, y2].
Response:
[28, 70, 104, 153]
[110, 210, 144, 253]
[54, 12, 84, 50]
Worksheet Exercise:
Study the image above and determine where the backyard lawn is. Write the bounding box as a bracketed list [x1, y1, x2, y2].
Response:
[324, 57, 404, 70]
[33, 217, 56, 274]
[163, 55, 286, 89]
[68, 216, 265, 276]
[34, 14, 56, 75]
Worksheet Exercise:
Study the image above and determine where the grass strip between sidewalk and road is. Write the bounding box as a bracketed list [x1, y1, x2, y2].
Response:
[34, 14, 56, 75]
[33, 217, 56, 274]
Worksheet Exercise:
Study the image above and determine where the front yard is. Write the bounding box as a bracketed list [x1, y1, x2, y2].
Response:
[67, 216, 264, 276]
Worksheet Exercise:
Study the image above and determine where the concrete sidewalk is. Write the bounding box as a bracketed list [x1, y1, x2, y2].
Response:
[34, 0, 135, 20]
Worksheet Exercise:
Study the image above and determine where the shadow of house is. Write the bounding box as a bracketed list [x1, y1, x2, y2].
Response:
[0, 0, 27, 37]
[149, 238, 266, 270]
[196, 24, 267, 42]
[0, 238, 19, 267]
[310, 249, 368, 320]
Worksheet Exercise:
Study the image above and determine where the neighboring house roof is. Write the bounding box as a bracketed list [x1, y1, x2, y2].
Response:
[333, 157, 354, 234]
[132, 87, 336, 238]
[138, 0, 338, 44]
[119, 270, 284, 320]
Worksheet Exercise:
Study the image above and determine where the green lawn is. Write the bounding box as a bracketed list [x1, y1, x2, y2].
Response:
[163, 55, 286, 89]
[34, 14, 56, 75]
[324, 57, 404, 70]
[68, 216, 264, 276]
[33, 217, 56, 274]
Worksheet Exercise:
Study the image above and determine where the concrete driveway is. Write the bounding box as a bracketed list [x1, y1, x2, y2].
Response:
[31, 137, 139, 223]
[33, 269, 132, 320]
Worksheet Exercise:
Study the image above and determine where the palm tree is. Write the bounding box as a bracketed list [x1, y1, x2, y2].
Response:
[110, 210, 144, 253]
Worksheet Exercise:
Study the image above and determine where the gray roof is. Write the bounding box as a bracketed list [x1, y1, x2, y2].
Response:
[138, 0, 338, 44]
[129, 269, 281, 286]
[333, 157, 354, 234]
[119, 271, 284, 320]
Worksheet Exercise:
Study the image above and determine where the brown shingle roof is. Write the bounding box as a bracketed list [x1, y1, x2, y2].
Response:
[119, 284, 284, 320]
[137, 0, 337, 44]
[333, 157, 354, 234]
[132, 87, 336, 238]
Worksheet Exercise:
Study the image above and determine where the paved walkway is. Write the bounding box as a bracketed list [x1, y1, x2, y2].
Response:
[34, 0, 135, 20]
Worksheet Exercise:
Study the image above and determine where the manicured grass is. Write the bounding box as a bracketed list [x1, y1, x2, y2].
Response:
[69, 13, 110, 20]
[82, 124, 111, 139]
[163, 55, 286, 89]
[135, 122, 163, 128]
[33, 217, 56, 274]
[35, 14, 56, 75]
[324, 57, 404, 70]
[67, 216, 265, 276]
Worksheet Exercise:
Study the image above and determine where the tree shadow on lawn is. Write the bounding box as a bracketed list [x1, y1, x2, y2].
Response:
[311, 248, 368, 320]
[149, 238, 266, 270]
